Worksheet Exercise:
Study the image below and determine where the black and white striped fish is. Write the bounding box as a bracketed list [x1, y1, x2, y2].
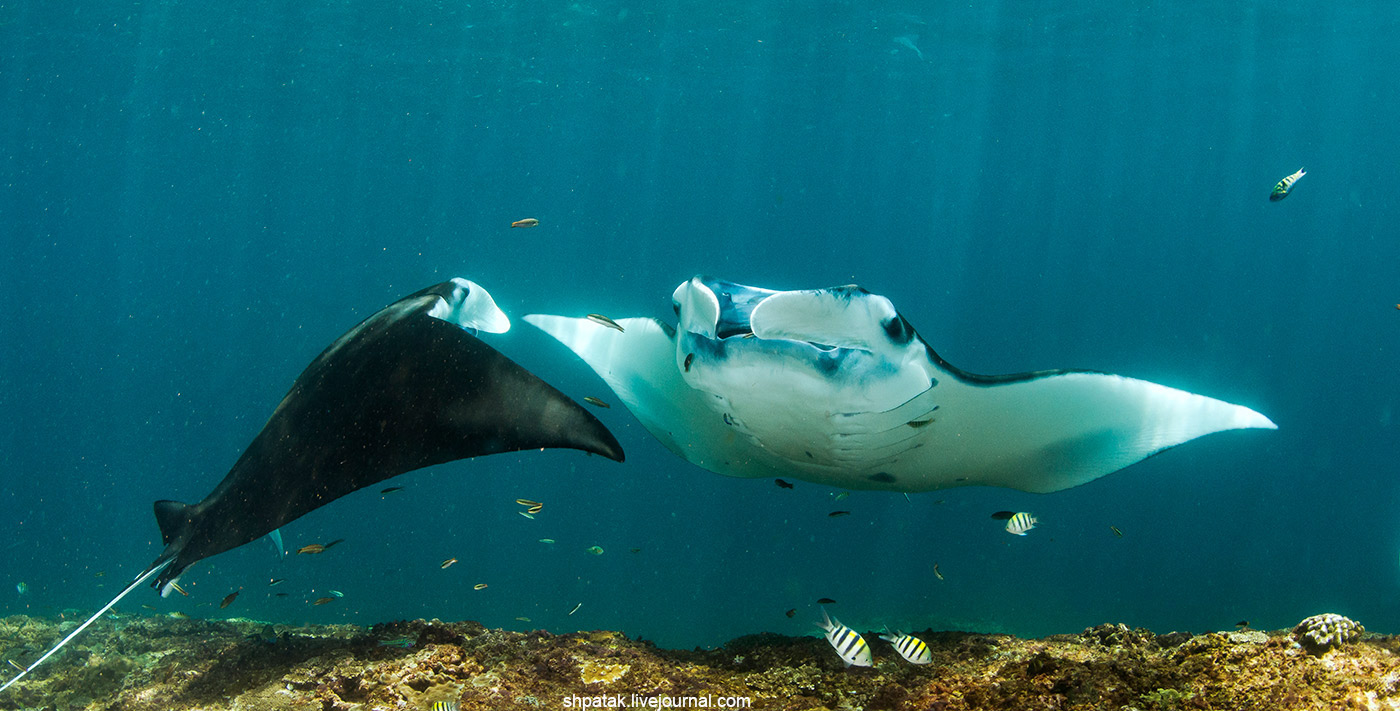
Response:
[818, 608, 872, 667]
[1005, 511, 1038, 536]
[880, 629, 932, 665]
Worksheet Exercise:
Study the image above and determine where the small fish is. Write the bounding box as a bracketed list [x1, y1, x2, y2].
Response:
[312, 597, 336, 606]
[515, 616, 531, 622]
[431, 701, 461, 711]
[568, 602, 583, 616]
[833, 491, 849, 502]
[220, 591, 240, 609]
[474, 583, 488, 590]
[378, 637, 416, 648]
[785, 608, 796, 618]
[380, 486, 405, 495]
[169, 581, 190, 597]
[1269, 167, 1306, 202]
[511, 218, 540, 229]
[527, 504, 544, 515]
[141, 604, 157, 610]
[297, 544, 326, 555]
[880, 630, 933, 665]
[585, 545, 605, 555]
[1235, 620, 1250, 628]
[516, 498, 542, 507]
[329, 590, 345, 598]
[518, 511, 536, 520]
[818, 608, 872, 667]
[586, 313, 625, 332]
[907, 418, 933, 428]
[828, 510, 851, 518]
[538, 538, 556, 544]
[893, 34, 924, 61]
[629, 547, 641, 553]
[5, 660, 23, 672]
[1005, 512, 1038, 536]
[933, 563, 943, 581]
[94, 571, 106, 577]
[441, 558, 458, 569]
[1110, 525, 1123, 538]
[168, 611, 191, 620]
[583, 396, 610, 409]
[774, 479, 795, 489]
[274, 593, 289, 598]
[683, 353, 694, 371]
[990, 511, 1016, 520]
[14, 582, 27, 595]
[269, 578, 285, 586]
[323, 538, 346, 550]
[817, 598, 836, 604]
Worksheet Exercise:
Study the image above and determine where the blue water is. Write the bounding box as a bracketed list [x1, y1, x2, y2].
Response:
[1, 1, 1397, 650]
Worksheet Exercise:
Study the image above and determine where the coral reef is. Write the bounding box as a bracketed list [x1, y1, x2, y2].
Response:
[2, 614, 1399, 710]
[1293, 613, 1365, 656]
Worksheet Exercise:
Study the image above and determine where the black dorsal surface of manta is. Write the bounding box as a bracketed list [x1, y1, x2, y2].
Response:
[1, 277, 623, 694]
[525, 275, 1275, 494]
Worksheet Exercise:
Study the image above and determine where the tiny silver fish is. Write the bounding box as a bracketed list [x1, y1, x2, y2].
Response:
[1005, 511, 1038, 536]
[586, 313, 625, 332]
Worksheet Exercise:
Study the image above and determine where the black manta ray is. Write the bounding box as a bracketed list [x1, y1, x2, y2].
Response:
[1, 278, 624, 692]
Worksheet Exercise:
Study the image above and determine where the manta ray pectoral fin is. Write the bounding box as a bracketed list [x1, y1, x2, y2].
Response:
[524, 314, 791, 479]
[884, 371, 1276, 493]
[523, 314, 695, 456]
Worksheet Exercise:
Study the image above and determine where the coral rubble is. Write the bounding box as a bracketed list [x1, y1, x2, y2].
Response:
[1, 614, 1397, 710]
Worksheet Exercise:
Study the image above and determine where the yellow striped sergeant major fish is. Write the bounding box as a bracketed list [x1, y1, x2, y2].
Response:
[880, 629, 933, 664]
[1270, 167, 1305, 202]
[818, 608, 872, 667]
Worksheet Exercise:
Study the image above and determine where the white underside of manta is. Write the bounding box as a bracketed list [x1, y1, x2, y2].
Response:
[524, 276, 1276, 494]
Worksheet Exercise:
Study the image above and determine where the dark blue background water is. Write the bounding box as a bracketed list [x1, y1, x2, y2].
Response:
[2, 1, 1397, 649]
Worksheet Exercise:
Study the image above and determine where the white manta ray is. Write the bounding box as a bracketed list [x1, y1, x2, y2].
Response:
[524, 276, 1275, 493]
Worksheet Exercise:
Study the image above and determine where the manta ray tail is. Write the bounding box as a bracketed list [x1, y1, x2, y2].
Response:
[0, 559, 171, 694]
